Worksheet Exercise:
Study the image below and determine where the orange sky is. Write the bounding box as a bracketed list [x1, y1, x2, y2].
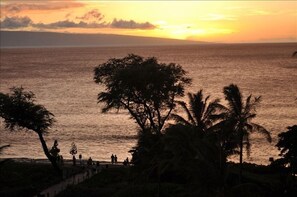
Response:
[0, 0, 296, 43]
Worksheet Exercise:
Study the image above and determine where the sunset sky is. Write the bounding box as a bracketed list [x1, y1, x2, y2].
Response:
[0, 0, 296, 43]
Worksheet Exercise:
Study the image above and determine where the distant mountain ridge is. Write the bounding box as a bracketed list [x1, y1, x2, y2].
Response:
[0, 31, 206, 48]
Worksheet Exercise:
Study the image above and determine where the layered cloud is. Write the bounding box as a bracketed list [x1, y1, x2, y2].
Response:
[0, 16, 156, 30]
[1, 0, 84, 14]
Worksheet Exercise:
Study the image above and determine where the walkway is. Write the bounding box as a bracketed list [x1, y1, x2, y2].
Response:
[34, 162, 125, 197]
[35, 167, 99, 197]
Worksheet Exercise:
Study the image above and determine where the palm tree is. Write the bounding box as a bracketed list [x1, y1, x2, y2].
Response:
[171, 90, 224, 133]
[0, 87, 61, 174]
[171, 90, 228, 180]
[222, 84, 271, 181]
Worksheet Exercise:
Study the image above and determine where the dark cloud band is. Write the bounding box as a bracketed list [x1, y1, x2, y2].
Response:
[0, 16, 156, 30]
[0, 16, 32, 29]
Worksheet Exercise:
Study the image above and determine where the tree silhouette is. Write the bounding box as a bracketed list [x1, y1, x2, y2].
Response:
[222, 84, 271, 181]
[94, 54, 191, 134]
[0, 87, 61, 174]
[131, 124, 221, 194]
[171, 90, 224, 133]
[276, 125, 297, 176]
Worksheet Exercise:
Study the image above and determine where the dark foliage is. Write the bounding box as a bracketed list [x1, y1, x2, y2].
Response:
[275, 125, 297, 175]
[130, 124, 223, 195]
[129, 129, 162, 179]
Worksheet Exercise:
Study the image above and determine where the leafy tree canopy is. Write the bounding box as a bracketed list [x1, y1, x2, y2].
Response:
[94, 54, 191, 134]
[0, 87, 54, 133]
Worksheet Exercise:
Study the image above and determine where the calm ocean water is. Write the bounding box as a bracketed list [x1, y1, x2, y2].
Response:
[0, 43, 296, 164]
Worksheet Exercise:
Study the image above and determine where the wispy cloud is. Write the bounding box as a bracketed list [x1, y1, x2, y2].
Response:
[246, 9, 272, 16]
[76, 9, 104, 21]
[200, 14, 237, 21]
[1, 1, 84, 14]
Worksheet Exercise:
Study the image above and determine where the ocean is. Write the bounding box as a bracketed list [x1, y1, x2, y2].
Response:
[0, 43, 296, 164]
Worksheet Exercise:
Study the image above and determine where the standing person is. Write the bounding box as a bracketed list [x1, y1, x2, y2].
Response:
[60, 155, 64, 166]
[72, 155, 76, 166]
[79, 154, 82, 165]
[96, 161, 100, 173]
[114, 155, 118, 163]
[87, 157, 93, 166]
[111, 154, 115, 164]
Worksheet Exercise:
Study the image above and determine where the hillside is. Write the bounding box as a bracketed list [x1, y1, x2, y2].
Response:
[0, 31, 206, 48]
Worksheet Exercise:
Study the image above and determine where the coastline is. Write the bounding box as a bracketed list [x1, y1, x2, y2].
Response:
[0, 157, 123, 166]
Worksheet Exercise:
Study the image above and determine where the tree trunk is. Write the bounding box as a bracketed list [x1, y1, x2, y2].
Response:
[239, 131, 244, 183]
[37, 132, 62, 175]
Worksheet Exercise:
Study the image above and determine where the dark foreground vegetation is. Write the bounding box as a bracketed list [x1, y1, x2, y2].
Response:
[58, 163, 297, 197]
[0, 160, 295, 197]
[0, 160, 83, 197]
[1, 54, 296, 196]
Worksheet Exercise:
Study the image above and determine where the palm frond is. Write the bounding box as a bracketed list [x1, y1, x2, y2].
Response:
[244, 95, 261, 115]
[250, 123, 272, 143]
[176, 100, 195, 125]
[192, 91, 205, 126]
[223, 84, 243, 116]
[244, 95, 252, 114]
[170, 114, 192, 126]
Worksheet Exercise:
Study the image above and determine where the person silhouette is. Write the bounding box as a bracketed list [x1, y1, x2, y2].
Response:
[114, 155, 117, 163]
[60, 155, 64, 166]
[72, 155, 76, 166]
[50, 140, 60, 160]
[79, 154, 82, 165]
[111, 154, 115, 164]
[87, 157, 93, 166]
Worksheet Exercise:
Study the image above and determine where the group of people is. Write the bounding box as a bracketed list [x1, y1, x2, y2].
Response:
[111, 154, 118, 164]
[123, 157, 130, 166]
[111, 154, 130, 166]
[51, 140, 131, 168]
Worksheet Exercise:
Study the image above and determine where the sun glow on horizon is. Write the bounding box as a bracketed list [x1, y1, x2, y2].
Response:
[0, 0, 296, 43]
